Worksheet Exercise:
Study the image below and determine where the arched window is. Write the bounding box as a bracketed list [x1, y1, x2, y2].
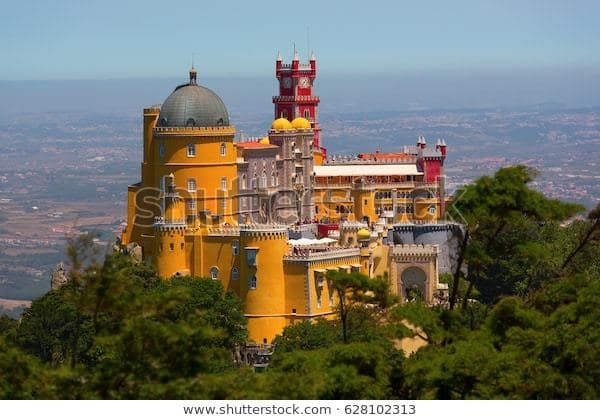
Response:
[221, 177, 227, 191]
[271, 171, 276, 186]
[231, 240, 240, 256]
[248, 275, 257, 290]
[240, 174, 247, 190]
[187, 143, 196, 157]
[187, 178, 196, 192]
[186, 118, 195, 127]
[281, 109, 288, 119]
[220, 142, 226, 156]
[231, 267, 239, 281]
[304, 109, 310, 119]
[158, 143, 165, 158]
[210, 266, 219, 281]
[260, 171, 267, 188]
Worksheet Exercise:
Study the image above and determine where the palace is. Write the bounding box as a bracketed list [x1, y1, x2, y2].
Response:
[121, 53, 454, 343]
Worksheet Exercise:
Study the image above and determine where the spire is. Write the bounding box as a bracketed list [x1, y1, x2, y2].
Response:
[276, 50, 282, 61]
[310, 51, 316, 61]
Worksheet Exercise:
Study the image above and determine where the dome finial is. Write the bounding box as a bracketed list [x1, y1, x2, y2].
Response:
[189, 66, 197, 85]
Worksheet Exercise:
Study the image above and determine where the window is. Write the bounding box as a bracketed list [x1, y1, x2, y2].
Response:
[221, 177, 227, 191]
[316, 293, 322, 309]
[304, 109, 310, 119]
[220, 142, 226, 156]
[315, 272, 325, 288]
[260, 172, 267, 188]
[281, 109, 288, 119]
[158, 143, 165, 158]
[187, 143, 196, 157]
[364, 199, 368, 205]
[169, 243, 174, 252]
[271, 171, 276, 186]
[248, 275, 257, 290]
[231, 267, 239, 281]
[210, 266, 219, 281]
[240, 174, 247, 189]
[188, 199, 196, 211]
[231, 240, 240, 256]
[246, 248, 258, 266]
[187, 178, 196, 192]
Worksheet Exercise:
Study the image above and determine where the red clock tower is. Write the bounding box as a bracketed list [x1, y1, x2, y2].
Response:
[273, 51, 325, 159]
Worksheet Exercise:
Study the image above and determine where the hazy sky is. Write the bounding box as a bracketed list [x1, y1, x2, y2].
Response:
[2, 0, 599, 80]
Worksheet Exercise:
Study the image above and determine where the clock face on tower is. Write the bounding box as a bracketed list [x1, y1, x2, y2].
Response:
[282, 77, 292, 88]
[299, 77, 310, 88]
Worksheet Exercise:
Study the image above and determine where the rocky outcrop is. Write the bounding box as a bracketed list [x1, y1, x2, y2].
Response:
[125, 242, 143, 264]
[50, 262, 69, 289]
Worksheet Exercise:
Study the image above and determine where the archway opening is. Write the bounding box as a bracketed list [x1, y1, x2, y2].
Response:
[400, 266, 427, 302]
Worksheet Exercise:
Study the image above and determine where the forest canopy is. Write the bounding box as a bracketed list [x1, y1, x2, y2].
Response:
[1, 166, 599, 399]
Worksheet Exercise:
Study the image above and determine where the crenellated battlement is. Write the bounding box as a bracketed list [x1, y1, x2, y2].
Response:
[284, 247, 360, 262]
[390, 243, 439, 257]
[240, 224, 288, 238]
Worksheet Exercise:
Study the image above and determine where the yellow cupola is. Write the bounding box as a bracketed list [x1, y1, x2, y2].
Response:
[271, 117, 293, 130]
[357, 228, 371, 241]
[291, 117, 311, 129]
[259, 136, 270, 145]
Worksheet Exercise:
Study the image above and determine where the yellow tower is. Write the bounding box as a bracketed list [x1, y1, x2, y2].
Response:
[122, 67, 238, 268]
[154, 174, 188, 278]
[239, 225, 288, 343]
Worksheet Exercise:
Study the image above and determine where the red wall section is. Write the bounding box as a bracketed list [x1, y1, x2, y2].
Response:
[423, 159, 441, 183]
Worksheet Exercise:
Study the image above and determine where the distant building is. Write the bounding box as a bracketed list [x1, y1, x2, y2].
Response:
[121, 54, 453, 343]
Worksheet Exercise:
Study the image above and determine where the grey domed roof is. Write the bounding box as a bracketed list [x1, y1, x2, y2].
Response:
[157, 74, 229, 128]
